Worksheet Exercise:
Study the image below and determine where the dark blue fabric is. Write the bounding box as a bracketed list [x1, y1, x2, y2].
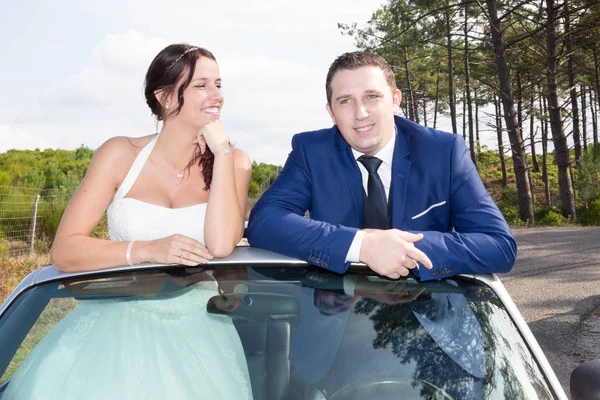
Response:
[248, 116, 517, 280]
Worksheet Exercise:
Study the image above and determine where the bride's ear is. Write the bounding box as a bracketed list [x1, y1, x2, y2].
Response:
[154, 89, 171, 110]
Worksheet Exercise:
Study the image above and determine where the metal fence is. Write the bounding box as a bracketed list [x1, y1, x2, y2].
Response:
[1, 168, 282, 257]
[0, 186, 76, 257]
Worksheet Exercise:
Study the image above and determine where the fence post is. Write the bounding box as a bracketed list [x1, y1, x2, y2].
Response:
[29, 194, 40, 257]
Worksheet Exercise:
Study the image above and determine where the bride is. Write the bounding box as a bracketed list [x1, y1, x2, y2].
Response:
[3, 44, 253, 399]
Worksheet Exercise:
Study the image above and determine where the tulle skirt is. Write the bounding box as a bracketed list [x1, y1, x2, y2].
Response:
[3, 281, 252, 400]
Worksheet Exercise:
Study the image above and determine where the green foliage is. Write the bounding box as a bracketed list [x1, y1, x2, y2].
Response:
[250, 162, 281, 197]
[92, 214, 110, 240]
[577, 145, 600, 204]
[498, 187, 519, 209]
[39, 197, 70, 243]
[248, 181, 259, 196]
[499, 206, 519, 225]
[74, 145, 95, 161]
[537, 209, 567, 226]
[251, 162, 280, 186]
[0, 148, 91, 189]
[579, 197, 600, 226]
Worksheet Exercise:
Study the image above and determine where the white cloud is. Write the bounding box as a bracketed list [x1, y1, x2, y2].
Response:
[0, 125, 51, 152]
[1, 1, 385, 165]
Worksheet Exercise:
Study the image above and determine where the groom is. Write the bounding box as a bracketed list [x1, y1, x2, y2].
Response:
[247, 51, 516, 280]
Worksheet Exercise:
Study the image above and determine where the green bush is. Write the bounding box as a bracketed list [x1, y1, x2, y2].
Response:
[499, 187, 519, 209]
[39, 198, 69, 243]
[500, 206, 520, 225]
[248, 181, 259, 196]
[579, 198, 600, 226]
[537, 209, 567, 226]
[535, 206, 554, 222]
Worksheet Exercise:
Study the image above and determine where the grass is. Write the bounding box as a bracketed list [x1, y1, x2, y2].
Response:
[0, 254, 49, 304]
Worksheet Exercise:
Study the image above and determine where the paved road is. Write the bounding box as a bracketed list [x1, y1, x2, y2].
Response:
[502, 227, 600, 398]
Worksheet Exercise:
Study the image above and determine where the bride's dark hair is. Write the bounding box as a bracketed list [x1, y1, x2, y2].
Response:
[144, 44, 217, 190]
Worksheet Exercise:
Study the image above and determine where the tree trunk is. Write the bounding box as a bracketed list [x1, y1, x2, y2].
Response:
[517, 71, 523, 136]
[475, 89, 481, 152]
[486, 0, 534, 223]
[546, 0, 576, 220]
[581, 85, 588, 153]
[464, 6, 476, 166]
[434, 63, 440, 129]
[530, 96, 540, 172]
[595, 86, 600, 161]
[593, 46, 600, 159]
[590, 87, 598, 161]
[446, 4, 458, 134]
[564, 4, 582, 166]
[403, 46, 416, 122]
[462, 92, 467, 141]
[423, 99, 428, 127]
[495, 94, 508, 188]
[541, 91, 551, 206]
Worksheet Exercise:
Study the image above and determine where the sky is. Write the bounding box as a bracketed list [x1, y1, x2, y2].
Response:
[0, 0, 402, 165]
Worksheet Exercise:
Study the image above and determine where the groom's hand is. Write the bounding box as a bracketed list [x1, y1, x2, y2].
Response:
[359, 230, 433, 279]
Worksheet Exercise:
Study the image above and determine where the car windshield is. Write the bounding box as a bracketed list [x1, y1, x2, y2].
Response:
[0, 265, 555, 400]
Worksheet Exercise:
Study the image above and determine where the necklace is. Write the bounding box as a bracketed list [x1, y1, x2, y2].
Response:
[163, 155, 186, 178]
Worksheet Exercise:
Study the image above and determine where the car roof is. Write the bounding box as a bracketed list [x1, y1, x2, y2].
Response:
[2, 246, 495, 314]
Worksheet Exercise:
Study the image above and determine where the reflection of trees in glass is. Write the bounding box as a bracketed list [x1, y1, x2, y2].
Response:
[354, 285, 553, 399]
[469, 295, 552, 400]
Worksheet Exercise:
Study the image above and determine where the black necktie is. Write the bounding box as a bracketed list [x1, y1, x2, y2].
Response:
[358, 155, 390, 229]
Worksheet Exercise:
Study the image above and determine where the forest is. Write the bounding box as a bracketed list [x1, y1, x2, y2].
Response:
[338, 0, 600, 225]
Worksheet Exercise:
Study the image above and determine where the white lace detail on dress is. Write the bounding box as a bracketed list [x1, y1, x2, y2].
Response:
[225, 348, 252, 399]
[58, 310, 100, 346]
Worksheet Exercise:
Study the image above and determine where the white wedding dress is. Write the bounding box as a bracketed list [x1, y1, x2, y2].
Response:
[3, 134, 253, 400]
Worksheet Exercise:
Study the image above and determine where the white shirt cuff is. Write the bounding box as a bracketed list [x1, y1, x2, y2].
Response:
[345, 230, 365, 263]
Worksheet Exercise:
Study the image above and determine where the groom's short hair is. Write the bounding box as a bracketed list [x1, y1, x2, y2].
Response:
[325, 51, 397, 105]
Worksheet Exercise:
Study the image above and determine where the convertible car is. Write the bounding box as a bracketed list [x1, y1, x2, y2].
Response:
[0, 247, 597, 399]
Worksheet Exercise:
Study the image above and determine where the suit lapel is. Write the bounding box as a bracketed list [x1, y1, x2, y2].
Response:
[390, 123, 411, 228]
[335, 130, 364, 227]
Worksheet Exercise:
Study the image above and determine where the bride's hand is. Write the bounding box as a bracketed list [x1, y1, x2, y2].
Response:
[196, 120, 229, 155]
[146, 234, 213, 266]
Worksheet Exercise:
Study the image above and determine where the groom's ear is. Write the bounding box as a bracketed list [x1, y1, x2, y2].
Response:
[326, 103, 336, 125]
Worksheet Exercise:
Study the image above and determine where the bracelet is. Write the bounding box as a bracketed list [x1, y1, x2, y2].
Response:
[126, 241, 136, 266]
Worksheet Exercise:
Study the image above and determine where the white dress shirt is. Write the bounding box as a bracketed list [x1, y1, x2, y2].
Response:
[345, 133, 396, 263]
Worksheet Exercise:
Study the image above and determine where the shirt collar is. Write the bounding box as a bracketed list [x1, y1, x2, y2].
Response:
[351, 130, 396, 167]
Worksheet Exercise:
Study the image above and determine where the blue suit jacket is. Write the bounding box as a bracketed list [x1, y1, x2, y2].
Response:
[248, 116, 516, 281]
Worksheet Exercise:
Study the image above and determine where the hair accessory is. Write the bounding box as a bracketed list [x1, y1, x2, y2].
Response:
[166, 46, 199, 71]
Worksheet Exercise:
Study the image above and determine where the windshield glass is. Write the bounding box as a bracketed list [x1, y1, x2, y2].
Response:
[0, 265, 555, 400]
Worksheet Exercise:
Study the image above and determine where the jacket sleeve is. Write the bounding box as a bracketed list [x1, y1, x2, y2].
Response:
[413, 135, 517, 281]
[247, 134, 358, 273]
